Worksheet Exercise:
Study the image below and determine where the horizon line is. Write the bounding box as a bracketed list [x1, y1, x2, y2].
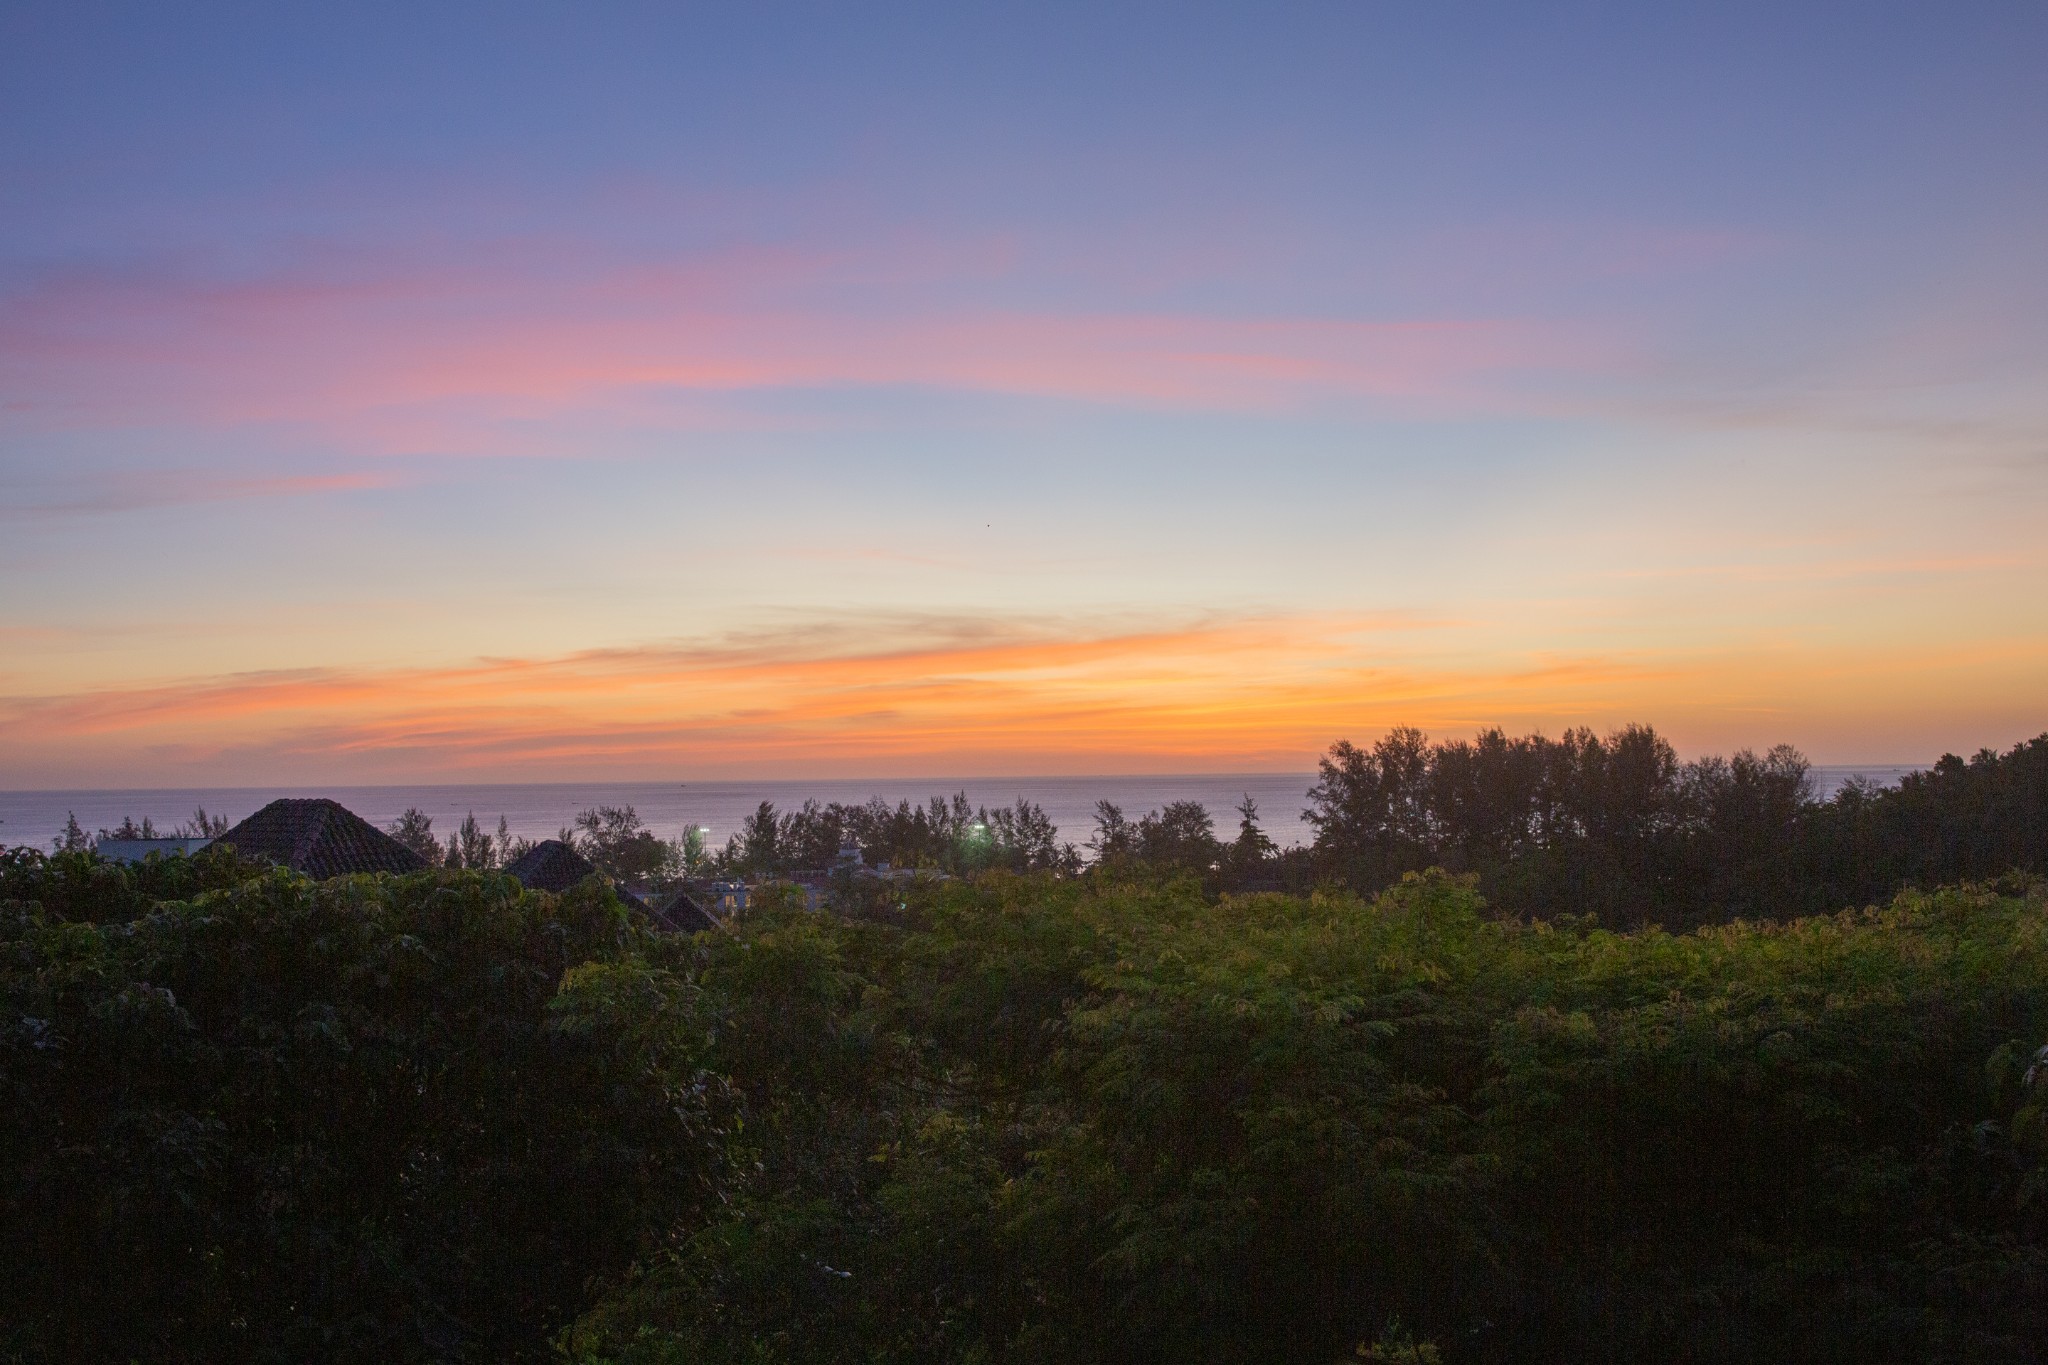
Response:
[0, 759, 1939, 798]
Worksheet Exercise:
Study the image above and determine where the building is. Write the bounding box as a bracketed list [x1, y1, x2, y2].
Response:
[652, 888, 720, 933]
[506, 838, 721, 930]
[693, 879, 752, 915]
[742, 855, 950, 914]
[96, 837, 212, 864]
[214, 799, 426, 878]
[503, 838, 601, 894]
[785, 871, 833, 912]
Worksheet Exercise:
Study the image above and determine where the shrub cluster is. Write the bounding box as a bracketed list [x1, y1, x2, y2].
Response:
[567, 873, 2048, 1365]
[5, 852, 2045, 1363]
[1, 866, 728, 1363]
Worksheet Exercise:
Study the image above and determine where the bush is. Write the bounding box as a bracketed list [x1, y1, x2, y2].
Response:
[0, 868, 730, 1365]
[570, 873, 2048, 1365]
[7, 857, 2044, 1363]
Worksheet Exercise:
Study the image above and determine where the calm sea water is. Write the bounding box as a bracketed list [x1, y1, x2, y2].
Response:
[0, 766, 1925, 853]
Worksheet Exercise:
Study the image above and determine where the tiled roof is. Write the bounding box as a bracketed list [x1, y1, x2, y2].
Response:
[653, 889, 719, 933]
[503, 839, 600, 893]
[216, 799, 427, 878]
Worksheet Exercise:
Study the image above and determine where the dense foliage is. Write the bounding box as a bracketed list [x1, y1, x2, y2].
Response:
[367, 793, 1077, 889]
[7, 840, 2044, 1364]
[1, 842, 260, 924]
[566, 872, 2048, 1365]
[1301, 727, 2048, 926]
[714, 793, 1078, 877]
[1, 864, 728, 1364]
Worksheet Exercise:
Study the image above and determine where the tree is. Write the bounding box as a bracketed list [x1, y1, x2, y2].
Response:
[1087, 800, 1134, 865]
[1227, 793, 1276, 878]
[448, 811, 498, 869]
[180, 806, 231, 839]
[50, 811, 89, 854]
[681, 824, 710, 877]
[495, 814, 535, 866]
[1134, 799, 1220, 875]
[1086, 800, 1221, 878]
[572, 805, 678, 884]
[977, 798, 1078, 874]
[386, 807, 444, 864]
[1306, 728, 1436, 887]
[738, 800, 783, 875]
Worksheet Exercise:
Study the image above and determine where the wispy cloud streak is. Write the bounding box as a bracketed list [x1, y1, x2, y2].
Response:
[12, 607, 2033, 786]
[0, 611, 1641, 782]
[0, 244, 1618, 458]
[0, 469, 409, 517]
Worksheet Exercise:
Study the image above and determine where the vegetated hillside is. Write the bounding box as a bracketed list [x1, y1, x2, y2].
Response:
[4, 856, 2045, 1364]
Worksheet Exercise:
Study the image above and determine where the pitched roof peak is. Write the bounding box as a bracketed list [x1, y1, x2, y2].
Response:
[216, 798, 426, 878]
[503, 838, 600, 893]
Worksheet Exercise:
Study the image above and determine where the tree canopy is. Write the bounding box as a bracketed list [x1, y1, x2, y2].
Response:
[5, 726, 2047, 1362]
[1299, 726, 2048, 927]
[3, 846, 2044, 1363]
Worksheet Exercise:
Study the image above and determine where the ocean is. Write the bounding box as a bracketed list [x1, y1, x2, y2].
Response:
[0, 766, 1926, 853]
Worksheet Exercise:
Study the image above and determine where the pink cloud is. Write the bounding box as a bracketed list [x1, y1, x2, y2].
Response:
[2, 468, 411, 517]
[0, 241, 1622, 455]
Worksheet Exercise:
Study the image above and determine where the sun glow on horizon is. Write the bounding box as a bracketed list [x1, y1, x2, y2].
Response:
[4, 606, 2040, 786]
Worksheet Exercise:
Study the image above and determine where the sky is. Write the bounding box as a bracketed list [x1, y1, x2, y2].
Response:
[2, 0, 2045, 786]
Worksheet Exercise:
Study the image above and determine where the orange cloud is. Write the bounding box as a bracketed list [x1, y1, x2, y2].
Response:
[6, 610, 2038, 785]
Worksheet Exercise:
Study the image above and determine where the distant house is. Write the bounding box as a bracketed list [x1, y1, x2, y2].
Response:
[679, 852, 947, 919]
[504, 837, 647, 904]
[785, 871, 833, 912]
[97, 837, 212, 864]
[652, 888, 719, 933]
[505, 839, 714, 931]
[504, 838, 601, 893]
[694, 879, 752, 915]
[215, 799, 427, 878]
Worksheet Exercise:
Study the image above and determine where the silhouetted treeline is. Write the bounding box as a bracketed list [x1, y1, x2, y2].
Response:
[1297, 726, 2048, 927]
[1089, 793, 1281, 883]
[25, 725, 2047, 931]
[712, 792, 1078, 876]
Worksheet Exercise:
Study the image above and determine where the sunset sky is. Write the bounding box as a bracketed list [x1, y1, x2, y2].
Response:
[3, 2, 2046, 786]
